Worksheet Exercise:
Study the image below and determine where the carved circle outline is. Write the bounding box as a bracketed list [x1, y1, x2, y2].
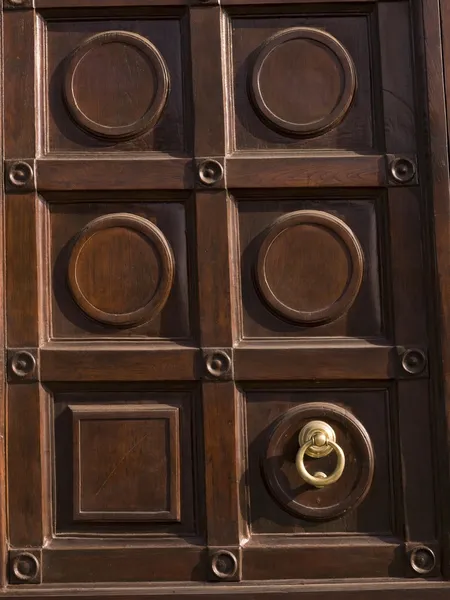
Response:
[67, 213, 175, 327]
[211, 550, 238, 579]
[250, 27, 357, 137]
[11, 553, 40, 582]
[256, 210, 364, 325]
[264, 402, 375, 521]
[63, 31, 170, 141]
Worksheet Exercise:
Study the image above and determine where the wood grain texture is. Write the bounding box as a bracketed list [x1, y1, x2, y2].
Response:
[40, 345, 198, 382]
[1, 0, 449, 593]
[43, 544, 206, 583]
[234, 343, 399, 380]
[195, 191, 234, 347]
[226, 155, 386, 188]
[3, 10, 36, 158]
[421, 0, 450, 577]
[6, 582, 450, 599]
[190, 7, 226, 156]
[6, 194, 38, 347]
[7, 385, 43, 547]
[37, 159, 193, 191]
[202, 382, 242, 548]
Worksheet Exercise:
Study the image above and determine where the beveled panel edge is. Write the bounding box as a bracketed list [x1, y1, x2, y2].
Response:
[69, 403, 181, 523]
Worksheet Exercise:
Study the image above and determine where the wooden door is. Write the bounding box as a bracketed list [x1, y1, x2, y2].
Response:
[3, 0, 450, 596]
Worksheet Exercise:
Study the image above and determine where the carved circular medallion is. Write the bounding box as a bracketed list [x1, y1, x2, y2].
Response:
[256, 210, 364, 325]
[264, 403, 375, 520]
[250, 27, 356, 137]
[68, 213, 175, 327]
[63, 31, 170, 140]
[11, 553, 40, 582]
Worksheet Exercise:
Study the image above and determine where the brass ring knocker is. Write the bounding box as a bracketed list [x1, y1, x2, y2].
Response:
[295, 420, 346, 488]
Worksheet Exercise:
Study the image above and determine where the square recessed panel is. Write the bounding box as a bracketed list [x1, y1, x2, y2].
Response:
[47, 201, 191, 340]
[53, 391, 199, 535]
[237, 196, 384, 340]
[230, 14, 374, 152]
[245, 388, 394, 535]
[44, 18, 188, 154]
[71, 404, 180, 522]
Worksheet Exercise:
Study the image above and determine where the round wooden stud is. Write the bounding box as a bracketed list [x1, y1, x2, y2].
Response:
[390, 157, 416, 184]
[211, 550, 238, 579]
[11, 351, 36, 378]
[198, 160, 224, 186]
[7, 161, 34, 188]
[410, 546, 436, 575]
[401, 348, 427, 375]
[11, 553, 40, 582]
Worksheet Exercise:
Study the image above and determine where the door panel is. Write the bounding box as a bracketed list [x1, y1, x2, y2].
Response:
[2, 0, 449, 595]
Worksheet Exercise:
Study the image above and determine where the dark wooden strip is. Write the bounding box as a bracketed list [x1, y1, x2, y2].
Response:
[388, 188, 427, 345]
[7, 384, 43, 547]
[40, 345, 198, 382]
[397, 380, 436, 541]
[202, 382, 242, 546]
[37, 0, 187, 6]
[243, 539, 401, 579]
[195, 191, 234, 347]
[422, 0, 450, 575]
[234, 343, 398, 380]
[377, 2, 417, 153]
[8, 582, 450, 600]
[226, 155, 386, 189]
[6, 194, 38, 347]
[4, 11, 36, 158]
[223, 0, 393, 4]
[43, 544, 205, 584]
[36, 159, 193, 191]
[190, 6, 226, 156]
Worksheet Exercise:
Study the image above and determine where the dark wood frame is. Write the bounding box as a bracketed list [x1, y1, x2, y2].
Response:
[1, 0, 450, 597]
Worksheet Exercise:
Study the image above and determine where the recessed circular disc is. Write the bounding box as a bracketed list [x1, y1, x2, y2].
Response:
[256, 210, 364, 325]
[68, 213, 175, 327]
[250, 27, 356, 137]
[64, 31, 170, 140]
